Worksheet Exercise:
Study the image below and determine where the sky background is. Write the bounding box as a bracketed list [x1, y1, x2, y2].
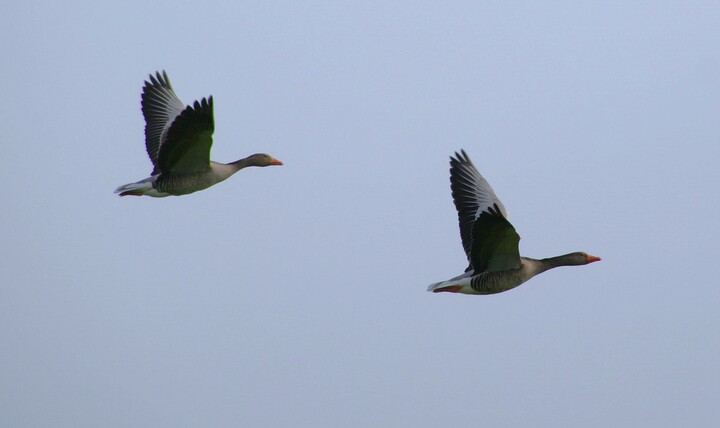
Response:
[2, 1, 719, 427]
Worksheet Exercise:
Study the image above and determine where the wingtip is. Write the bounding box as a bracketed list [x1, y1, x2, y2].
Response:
[450, 149, 473, 166]
[193, 97, 213, 111]
[145, 70, 171, 89]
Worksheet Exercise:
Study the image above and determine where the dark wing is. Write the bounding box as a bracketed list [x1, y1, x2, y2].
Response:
[141, 71, 186, 174]
[449, 150, 509, 269]
[156, 97, 215, 174]
[470, 203, 522, 273]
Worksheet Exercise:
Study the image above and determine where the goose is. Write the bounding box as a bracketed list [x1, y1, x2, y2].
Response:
[115, 71, 283, 197]
[428, 150, 600, 295]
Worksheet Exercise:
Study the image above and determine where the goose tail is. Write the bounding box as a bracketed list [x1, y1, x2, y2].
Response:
[114, 176, 157, 197]
[427, 281, 464, 293]
[427, 281, 445, 292]
[427, 271, 474, 293]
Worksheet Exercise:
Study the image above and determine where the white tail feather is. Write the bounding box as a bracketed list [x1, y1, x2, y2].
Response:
[427, 281, 445, 292]
[114, 181, 151, 194]
[114, 176, 165, 197]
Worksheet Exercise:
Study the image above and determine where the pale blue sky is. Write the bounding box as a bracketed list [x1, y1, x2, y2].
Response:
[1, 1, 719, 427]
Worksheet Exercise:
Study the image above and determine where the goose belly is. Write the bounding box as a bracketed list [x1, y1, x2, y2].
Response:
[429, 269, 526, 295]
[154, 171, 221, 195]
[468, 270, 526, 294]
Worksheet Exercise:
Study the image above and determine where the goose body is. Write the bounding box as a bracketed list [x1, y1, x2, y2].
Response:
[115, 71, 282, 197]
[428, 150, 600, 295]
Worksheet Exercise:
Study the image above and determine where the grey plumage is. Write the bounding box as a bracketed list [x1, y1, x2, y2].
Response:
[115, 71, 282, 197]
[428, 150, 600, 295]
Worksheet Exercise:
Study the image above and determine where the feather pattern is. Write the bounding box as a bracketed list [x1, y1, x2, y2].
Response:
[449, 150, 508, 266]
[470, 203, 521, 273]
[141, 71, 186, 175]
[154, 169, 217, 194]
[157, 97, 214, 174]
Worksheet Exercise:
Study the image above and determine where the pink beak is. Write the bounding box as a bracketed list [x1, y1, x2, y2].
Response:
[586, 254, 601, 263]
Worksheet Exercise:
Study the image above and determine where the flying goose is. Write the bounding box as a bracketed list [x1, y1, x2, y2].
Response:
[115, 71, 282, 197]
[428, 150, 600, 295]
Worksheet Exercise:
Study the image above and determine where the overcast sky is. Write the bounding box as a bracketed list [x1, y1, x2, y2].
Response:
[1, 1, 719, 427]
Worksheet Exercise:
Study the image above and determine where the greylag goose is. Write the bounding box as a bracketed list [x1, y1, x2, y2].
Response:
[428, 150, 600, 295]
[115, 71, 283, 197]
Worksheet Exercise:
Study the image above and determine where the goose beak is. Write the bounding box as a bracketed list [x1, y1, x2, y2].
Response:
[586, 254, 601, 263]
[270, 158, 283, 166]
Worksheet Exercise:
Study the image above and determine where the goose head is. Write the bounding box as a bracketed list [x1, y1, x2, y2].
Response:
[246, 153, 283, 167]
[564, 252, 602, 265]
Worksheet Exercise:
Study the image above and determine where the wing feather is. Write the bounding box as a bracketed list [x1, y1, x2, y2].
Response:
[470, 203, 522, 273]
[157, 97, 215, 174]
[141, 71, 187, 174]
[449, 150, 510, 266]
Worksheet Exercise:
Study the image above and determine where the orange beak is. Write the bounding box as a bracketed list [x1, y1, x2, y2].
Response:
[270, 158, 283, 166]
[586, 254, 601, 263]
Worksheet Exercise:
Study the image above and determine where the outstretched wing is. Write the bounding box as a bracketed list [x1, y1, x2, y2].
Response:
[141, 71, 187, 174]
[156, 97, 215, 174]
[470, 203, 521, 273]
[449, 150, 510, 268]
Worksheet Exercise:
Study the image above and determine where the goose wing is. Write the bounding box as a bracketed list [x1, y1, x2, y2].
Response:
[470, 203, 521, 273]
[449, 150, 510, 269]
[156, 97, 215, 174]
[141, 71, 189, 174]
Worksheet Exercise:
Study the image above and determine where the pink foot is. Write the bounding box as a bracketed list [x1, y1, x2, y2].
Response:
[433, 285, 463, 293]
